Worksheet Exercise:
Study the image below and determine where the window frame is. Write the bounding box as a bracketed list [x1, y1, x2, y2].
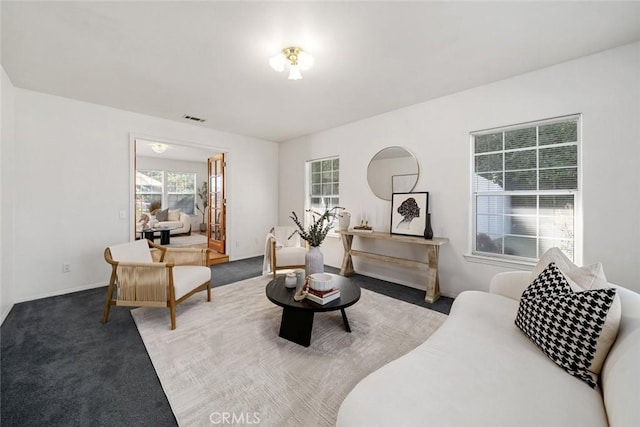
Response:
[135, 169, 164, 214]
[305, 156, 340, 231]
[136, 169, 197, 216]
[166, 171, 197, 215]
[469, 114, 582, 265]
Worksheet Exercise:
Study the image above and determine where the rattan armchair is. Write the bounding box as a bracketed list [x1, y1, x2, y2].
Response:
[102, 239, 211, 330]
[268, 226, 307, 278]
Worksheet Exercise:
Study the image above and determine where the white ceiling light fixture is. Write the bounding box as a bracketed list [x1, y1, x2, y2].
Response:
[269, 47, 314, 80]
[150, 143, 168, 154]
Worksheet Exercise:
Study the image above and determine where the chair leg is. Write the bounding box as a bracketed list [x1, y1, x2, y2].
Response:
[206, 282, 211, 302]
[169, 301, 177, 330]
[102, 274, 117, 324]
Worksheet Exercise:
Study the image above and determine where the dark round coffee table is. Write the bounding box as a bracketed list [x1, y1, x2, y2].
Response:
[139, 226, 178, 245]
[266, 274, 361, 347]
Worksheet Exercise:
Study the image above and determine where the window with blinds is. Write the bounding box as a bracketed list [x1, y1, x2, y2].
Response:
[167, 172, 196, 215]
[306, 157, 340, 226]
[136, 170, 163, 214]
[136, 170, 196, 215]
[472, 115, 580, 261]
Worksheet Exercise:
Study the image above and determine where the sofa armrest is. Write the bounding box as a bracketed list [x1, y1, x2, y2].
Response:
[489, 271, 531, 301]
[179, 212, 190, 223]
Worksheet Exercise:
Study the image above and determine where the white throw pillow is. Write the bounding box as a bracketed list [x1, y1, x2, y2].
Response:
[168, 209, 181, 221]
[530, 247, 608, 290]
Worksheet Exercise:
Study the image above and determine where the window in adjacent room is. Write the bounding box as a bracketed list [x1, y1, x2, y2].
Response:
[306, 157, 340, 227]
[136, 170, 163, 214]
[167, 172, 196, 215]
[471, 115, 580, 262]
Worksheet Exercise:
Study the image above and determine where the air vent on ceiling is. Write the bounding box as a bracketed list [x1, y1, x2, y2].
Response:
[182, 114, 206, 122]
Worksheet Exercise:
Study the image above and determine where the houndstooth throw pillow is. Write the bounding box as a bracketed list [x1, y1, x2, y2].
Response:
[515, 262, 617, 388]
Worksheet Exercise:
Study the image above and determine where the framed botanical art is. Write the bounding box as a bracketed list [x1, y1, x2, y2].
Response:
[390, 192, 429, 237]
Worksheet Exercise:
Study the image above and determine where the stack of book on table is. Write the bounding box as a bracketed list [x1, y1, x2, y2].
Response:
[305, 287, 340, 305]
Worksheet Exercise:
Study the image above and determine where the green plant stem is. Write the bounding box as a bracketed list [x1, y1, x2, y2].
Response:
[289, 206, 343, 247]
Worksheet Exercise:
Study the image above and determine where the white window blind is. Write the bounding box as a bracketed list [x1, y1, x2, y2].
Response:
[135, 170, 163, 214]
[472, 115, 580, 261]
[306, 157, 340, 226]
[167, 172, 196, 215]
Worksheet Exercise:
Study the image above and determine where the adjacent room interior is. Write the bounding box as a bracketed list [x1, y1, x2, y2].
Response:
[1, 1, 639, 426]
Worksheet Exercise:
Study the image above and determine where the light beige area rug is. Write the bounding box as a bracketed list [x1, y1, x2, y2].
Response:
[132, 276, 447, 427]
[166, 232, 207, 247]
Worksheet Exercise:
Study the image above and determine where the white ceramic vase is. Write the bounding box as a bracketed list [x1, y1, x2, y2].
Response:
[338, 211, 351, 231]
[305, 246, 324, 276]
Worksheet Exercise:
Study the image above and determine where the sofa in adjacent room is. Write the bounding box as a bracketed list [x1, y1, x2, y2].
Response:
[337, 250, 639, 427]
[137, 208, 191, 236]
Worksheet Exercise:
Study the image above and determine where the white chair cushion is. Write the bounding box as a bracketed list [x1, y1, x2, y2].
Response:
[172, 266, 211, 300]
[275, 246, 307, 267]
[109, 240, 153, 263]
[273, 226, 301, 248]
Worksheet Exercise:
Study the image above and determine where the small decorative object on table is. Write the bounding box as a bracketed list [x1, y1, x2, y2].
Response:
[306, 287, 341, 305]
[423, 213, 434, 239]
[293, 280, 309, 302]
[306, 273, 340, 304]
[294, 269, 306, 288]
[353, 214, 373, 232]
[308, 273, 333, 291]
[138, 213, 151, 231]
[338, 210, 351, 231]
[284, 272, 297, 288]
[353, 222, 373, 232]
[289, 206, 343, 276]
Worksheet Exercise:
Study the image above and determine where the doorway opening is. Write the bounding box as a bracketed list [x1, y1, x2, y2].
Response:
[132, 137, 229, 266]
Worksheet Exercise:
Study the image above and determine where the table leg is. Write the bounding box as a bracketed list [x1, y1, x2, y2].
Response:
[340, 308, 352, 332]
[424, 245, 441, 303]
[160, 229, 170, 245]
[143, 230, 155, 242]
[279, 308, 314, 347]
[340, 234, 355, 276]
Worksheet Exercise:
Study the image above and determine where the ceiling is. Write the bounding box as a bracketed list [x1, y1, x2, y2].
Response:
[2, 1, 640, 143]
[135, 138, 215, 162]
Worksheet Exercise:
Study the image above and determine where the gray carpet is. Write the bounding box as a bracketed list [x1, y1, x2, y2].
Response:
[1, 256, 453, 426]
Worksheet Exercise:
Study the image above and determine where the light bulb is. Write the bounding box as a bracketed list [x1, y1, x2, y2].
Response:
[288, 65, 302, 80]
[269, 54, 286, 72]
[151, 143, 168, 154]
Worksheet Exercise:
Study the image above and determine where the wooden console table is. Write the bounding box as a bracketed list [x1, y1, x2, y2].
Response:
[337, 230, 448, 303]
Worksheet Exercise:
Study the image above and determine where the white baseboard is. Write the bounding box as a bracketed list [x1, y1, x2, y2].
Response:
[229, 252, 263, 262]
[12, 281, 108, 304]
[0, 303, 14, 326]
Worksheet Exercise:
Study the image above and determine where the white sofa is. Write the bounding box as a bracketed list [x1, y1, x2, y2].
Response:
[137, 209, 191, 235]
[337, 270, 640, 426]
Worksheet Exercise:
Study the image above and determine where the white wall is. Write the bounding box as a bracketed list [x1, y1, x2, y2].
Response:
[9, 89, 278, 303]
[1, 65, 16, 322]
[136, 155, 208, 229]
[279, 42, 640, 296]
